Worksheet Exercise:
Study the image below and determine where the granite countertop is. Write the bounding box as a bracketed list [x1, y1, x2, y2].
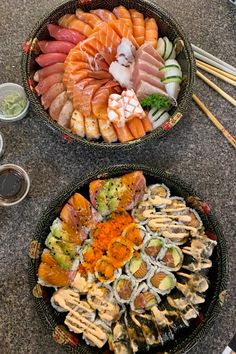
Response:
[0, 0, 235, 353]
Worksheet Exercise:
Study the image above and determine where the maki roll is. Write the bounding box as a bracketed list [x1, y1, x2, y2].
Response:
[176, 282, 205, 305]
[124, 312, 148, 352]
[87, 283, 114, 309]
[83, 319, 111, 348]
[111, 314, 133, 354]
[132, 200, 155, 225]
[143, 236, 166, 264]
[182, 254, 212, 272]
[125, 253, 150, 282]
[122, 223, 146, 250]
[148, 183, 170, 199]
[177, 271, 209, 293]
[107, 237, 133, 267]
[184, 208, 203, 230]
[163, 197, 186, 212]
[158, 245, 183, 271]
[148, 268, 176, 295]
[95, 256, 121, 283]
[114, 275, 136, 304]
[182, 236, 217, 260]
[130, 312, 161, 346]
[131, 283, 161, 313]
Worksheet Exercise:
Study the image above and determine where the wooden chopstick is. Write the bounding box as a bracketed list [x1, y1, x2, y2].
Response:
[196, 60, 236, 87]
[192, 94, 236, 149]
[192, 43, 236, 75]
[196, 70, 236, 107]
[196, 60, 236, 82]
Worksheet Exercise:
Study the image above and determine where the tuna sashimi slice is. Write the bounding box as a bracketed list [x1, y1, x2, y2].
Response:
[132, 71, 166, 92]
[35, 73, 63, 95]
[47, 24, 86, 44]
[36, 53, 67, 67]
[132, 60, 164, 79]
[34, 63, 64, 82]
[136, 80, 168, 101]
[38, 40, 75, 54]
[41, 82, 65, 110]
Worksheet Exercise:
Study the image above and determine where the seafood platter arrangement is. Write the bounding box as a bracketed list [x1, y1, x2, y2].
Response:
[29, 165, 228, 354]
[22, 0, 195, 148]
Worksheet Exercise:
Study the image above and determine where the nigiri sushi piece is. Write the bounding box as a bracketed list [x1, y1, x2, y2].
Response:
[34, 63, 64, 82]
[38, 40, 75, 54]
[109, 19, 139, 48]
[113, 124, 134, 143]
[130, 9, 145, 46]
[57, 99, 73, 128]
[145, 18, 158, 48]
[47, 23, 86, 44]
[98, 119, 118, 143]
[76, 9, 103, 28]
[35, 53, 67, 67]
[85, 116, 101, 140]
[58, 14, 77, 28]
[38, 249, 74, 287]
[90, 9, 116, 23]
[49, 91, 68, 121]
[89, 171, 146, 216]
[70, 110, 85, 137]
[35, 73, 63, 95]
[41, 82, 65, 110]
[67, 18, 93, 37]
[113, 5, 133, 31]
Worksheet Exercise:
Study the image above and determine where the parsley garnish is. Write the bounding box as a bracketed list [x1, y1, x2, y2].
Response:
[141, 94, 170, 111]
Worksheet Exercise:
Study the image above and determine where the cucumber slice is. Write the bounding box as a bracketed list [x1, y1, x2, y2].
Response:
[156, 38, 165, 57]
[161, 76, 182, 84]
[160, 64, 180, 72]
[153, 111, 170, 129]
[169, 47, 176, 60]
[165, 59, 181, 68]
[165, 82, 180, 99]
[164, 67, 182, 78]
[163, 37, 173, 60]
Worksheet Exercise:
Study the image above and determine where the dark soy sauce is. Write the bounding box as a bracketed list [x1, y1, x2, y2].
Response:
[0, 168, 26, 203]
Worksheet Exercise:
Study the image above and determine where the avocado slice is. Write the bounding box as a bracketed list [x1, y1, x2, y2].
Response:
[45, 234, 73, 270]
[96, 180, 113, 215]
[159, 275, 174, 291]
[172, 248, 181, 267]
[130, 258, 142, 274]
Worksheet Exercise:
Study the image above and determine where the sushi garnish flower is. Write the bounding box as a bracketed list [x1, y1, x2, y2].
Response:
[37, 171, 217, 351]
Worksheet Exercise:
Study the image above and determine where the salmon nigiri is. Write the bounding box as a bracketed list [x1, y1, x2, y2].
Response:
[130, 9, 145, 46]
[76, 9, 103, 28]
[90, 9, 116, 23]
[145, 18, 158, 48]
[34, 63, 65, 82]
[89, 171, 146, 216]
[109, 19, 139, 48]
[113, 5, 133, 31]
[113, 123, 134, 143]
[127, 116, 146, 139]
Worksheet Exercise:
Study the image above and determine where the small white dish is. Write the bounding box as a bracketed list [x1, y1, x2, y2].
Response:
[0, 83, 29, 122]
[0, 132, 5, 157]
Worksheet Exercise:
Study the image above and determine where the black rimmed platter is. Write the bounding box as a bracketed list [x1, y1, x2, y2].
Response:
[22, 0, 195, 150]
[28, 164, 228, 353]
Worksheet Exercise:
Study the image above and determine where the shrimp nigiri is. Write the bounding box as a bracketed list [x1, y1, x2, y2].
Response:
[130, 9, 145, 46]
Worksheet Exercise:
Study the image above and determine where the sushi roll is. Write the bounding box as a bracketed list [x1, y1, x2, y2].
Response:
[143, 236, 166, 264]
[125, 253, 150, 282]
[158, 245, 183, 271]
[95, 256, 121, 283]
[107, 237, 133, 267]
[122, 223, 146, 249]
[113, 275, 136, 304]
[184, 208, 203, 230]
[148, 183, 171, 199]
[131, 200, 155, 225]
[176, 282, 205, 305]
[87, 283, 114, 309]
[124, 312, 149, 352]
[182, 254, 212, 272]
[83, 319, 111, 348]
[177, 271, 209, 293]
[147, 268, 176, 295]
[130, 282, 161, 313]
[164, 196, 186, 212]
[111, 314, 133, 354]
[130, 311, 161, 346]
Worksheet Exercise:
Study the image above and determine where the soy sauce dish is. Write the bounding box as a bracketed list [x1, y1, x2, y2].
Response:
[0, 164, 30, 206]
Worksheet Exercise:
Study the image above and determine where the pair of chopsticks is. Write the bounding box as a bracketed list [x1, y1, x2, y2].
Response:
[191, 44, 236, 149]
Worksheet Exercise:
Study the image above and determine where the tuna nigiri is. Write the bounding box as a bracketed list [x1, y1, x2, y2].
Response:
[89, 171, 146, 216]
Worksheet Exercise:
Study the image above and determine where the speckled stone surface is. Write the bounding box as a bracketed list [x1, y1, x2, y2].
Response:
[0, 0, 235, 353]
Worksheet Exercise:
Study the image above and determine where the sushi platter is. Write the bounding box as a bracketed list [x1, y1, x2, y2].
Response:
[29, 165, 228, 354]
[22, 0, 195, 149]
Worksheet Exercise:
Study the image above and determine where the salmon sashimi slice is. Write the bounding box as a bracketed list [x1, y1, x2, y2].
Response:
[93, 55, 109, 71]
[145, 18, 158, 48]
[71, 77, 93, 102]
[35, 73, 63, 95]
[74, 79, 108, 116]
[70, 110, 85, 138]
[66, 49, 91, 63]
[98, 119, 118, 143]
[94, 22, 121, 49]
[41, 82, 65, 110]
[85, 116, 101, 140]
[68, 192, 102, 229]
[90, 9, 116, 23]
[58, 14, 77, 28]
[38, 258, 71, 287]
[63, 62, 90, 85]
[92, 87, 110, 120]
[34, 63, 64, 82]
[64, 69, 90, 89]
[142, 113, 153, 132]
[127, 116, 146, 139]
[87, 70, 112, 80]
[76, 9, 103, 28]
[67, 18, 93, 37]
[57, 99, 73, 128]
[113, 5, 133, 31]
[113, 123, 134, 143]
[109, 19, 139, 48]
[130, 9, 145, 46]
[49, 91, 68, 121]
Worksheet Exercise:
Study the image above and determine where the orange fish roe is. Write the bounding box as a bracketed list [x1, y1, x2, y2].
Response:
[108, 237, 133, 268]
[80, 212, 134, 275]
[122, 223, 143, 248]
